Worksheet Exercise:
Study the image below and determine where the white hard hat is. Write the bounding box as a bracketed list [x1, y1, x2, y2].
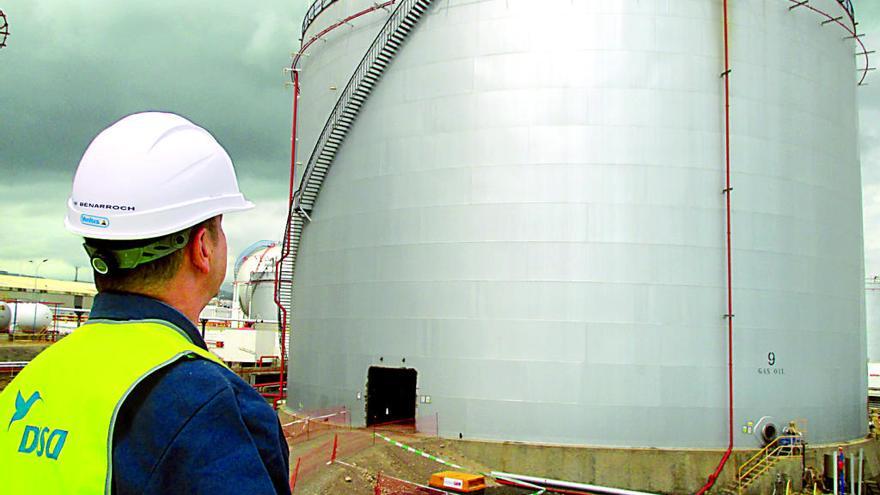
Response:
[65, 111, 254, 241]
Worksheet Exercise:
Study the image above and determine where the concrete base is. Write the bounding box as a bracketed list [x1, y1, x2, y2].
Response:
[453, 437, 880, 494]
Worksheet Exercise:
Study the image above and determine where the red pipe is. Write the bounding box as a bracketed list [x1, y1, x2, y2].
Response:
[695, 1, 734, 493]
[273, 0, 400, 410]
[278, 71, 300, 406]
[270, 71, 299, 409]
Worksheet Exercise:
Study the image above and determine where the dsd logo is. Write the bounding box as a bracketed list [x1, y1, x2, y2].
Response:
[8, 390, 69, 460]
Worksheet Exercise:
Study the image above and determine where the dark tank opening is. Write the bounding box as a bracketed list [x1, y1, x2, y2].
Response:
[762, 423, 778, 444]
[366, 366, 417, 427]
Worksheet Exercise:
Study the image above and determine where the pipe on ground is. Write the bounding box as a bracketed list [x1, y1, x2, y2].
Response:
[490, 472, 657, 495]
[834, 453, 839, 495]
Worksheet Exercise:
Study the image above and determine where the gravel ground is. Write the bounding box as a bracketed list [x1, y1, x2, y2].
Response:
[287, 431, 534, 495]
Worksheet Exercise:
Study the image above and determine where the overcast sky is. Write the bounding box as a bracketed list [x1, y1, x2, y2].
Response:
[0, 0, 304, 282]
[0, 1, 879, 284]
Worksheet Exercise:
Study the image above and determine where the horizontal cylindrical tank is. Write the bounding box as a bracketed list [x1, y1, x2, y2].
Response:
[235, 242, 281, 320]
[8, 303, 53, 333]
[0, 302, 10, 331]
[288, 0, 866, 448]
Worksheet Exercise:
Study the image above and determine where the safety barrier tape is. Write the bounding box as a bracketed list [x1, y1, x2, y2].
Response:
[374, 432, 463, 470]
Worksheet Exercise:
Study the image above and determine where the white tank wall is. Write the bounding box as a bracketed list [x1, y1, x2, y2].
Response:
[288, 0, 866, 448]
[242, 271, 280, 321]
[297, 0, 395, 189]
[236, 243, 281, 320]
[868, 278, 880, 362]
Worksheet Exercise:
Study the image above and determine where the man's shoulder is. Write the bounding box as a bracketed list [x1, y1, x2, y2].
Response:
[112, 357, 281, 487]
[126, 357, 268, 418]
[112, 357, 290, 494]
[113, 356, 274, 445]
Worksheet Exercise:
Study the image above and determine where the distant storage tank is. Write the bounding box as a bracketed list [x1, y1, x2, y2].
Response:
[287, 0, 867, 448]
[235, 241, 281, 320]
[0, 302, 10, 331]
[8, 303, 53, 333]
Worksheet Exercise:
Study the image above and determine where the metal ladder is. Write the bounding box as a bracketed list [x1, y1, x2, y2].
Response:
[727, 436, 802, 493]
[276, 0, 434, 325]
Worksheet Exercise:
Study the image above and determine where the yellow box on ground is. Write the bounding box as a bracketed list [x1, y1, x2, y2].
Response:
[429, 471, 486, 493]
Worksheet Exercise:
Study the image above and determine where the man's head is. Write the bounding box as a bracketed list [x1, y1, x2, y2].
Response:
[87, 215, 226, 297]
[65, 112, 252, 316]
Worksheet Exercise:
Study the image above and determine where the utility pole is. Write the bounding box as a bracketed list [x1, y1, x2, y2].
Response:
[32, 258, 48, 302]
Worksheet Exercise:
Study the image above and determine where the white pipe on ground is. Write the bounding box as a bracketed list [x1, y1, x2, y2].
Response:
[490, 471, 657, 495]
[491, 474, 546, 493]
[859, 449, 864, 495]
[834, 453, 839, 495]
[851, 453, 856, 495]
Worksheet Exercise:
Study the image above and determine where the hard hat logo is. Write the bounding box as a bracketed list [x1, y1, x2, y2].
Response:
[80, 214, 109, 229]
[76, 202, 136, 212]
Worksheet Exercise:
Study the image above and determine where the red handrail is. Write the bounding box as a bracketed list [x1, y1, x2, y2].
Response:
[290, 0, 397, 77]
[787, 0, 871, 85]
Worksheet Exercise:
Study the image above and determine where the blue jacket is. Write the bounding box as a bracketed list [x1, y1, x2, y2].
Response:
[89, 292, 290, 495]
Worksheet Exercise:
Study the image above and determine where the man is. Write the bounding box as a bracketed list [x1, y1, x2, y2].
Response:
[0, 112, 291, 494]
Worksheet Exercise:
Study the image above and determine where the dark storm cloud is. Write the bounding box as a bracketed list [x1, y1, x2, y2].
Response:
[0, 0, 302, 183]
[0, 0, 306, 280]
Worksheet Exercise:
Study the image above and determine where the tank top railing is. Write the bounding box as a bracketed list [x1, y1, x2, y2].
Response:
[838, 0, 855, 20]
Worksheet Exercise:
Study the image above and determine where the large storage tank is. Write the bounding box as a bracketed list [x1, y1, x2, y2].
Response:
[235, 241, 281, 320]
[287, 0, 866, 448]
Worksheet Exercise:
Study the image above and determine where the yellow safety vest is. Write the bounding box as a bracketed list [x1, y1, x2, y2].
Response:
[0, 320, 227, 494]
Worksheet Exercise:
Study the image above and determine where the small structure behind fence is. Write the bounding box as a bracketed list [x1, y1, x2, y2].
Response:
[283, 405, 352, 443]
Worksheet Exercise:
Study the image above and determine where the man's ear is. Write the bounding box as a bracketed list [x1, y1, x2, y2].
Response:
[188, 226, 213, 274]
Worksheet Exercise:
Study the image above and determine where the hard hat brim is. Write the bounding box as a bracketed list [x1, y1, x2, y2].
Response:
[64, 194, 255, 240]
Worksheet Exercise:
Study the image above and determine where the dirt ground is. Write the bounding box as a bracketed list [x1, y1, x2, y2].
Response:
[0, 340, 51, 358]
[287, 429, 534, 495]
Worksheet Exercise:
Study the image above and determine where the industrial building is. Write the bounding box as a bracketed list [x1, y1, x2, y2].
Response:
[0, 273, 96, 310]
